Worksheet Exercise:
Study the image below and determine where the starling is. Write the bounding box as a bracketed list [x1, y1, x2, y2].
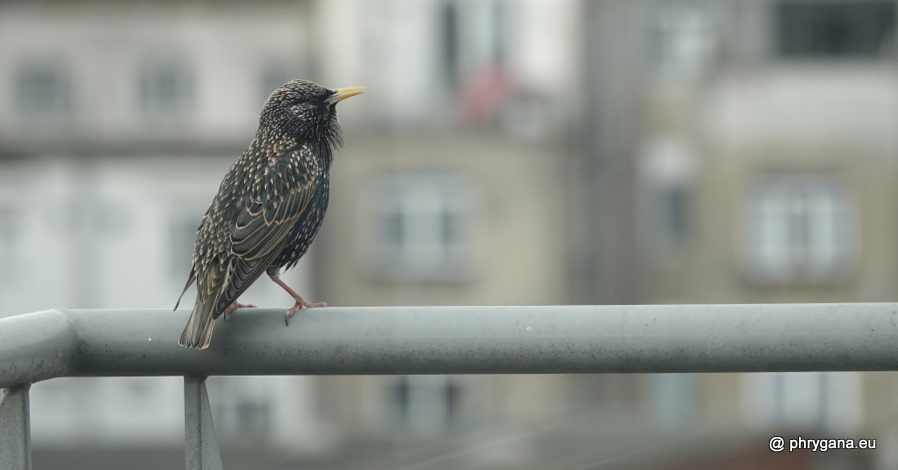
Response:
[175, 80, 365, 349]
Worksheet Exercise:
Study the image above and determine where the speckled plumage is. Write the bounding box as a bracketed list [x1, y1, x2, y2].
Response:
[176, 80, 364, 349]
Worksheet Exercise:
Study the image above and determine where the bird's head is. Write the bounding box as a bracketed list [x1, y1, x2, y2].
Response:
[259, 79, 366, 149]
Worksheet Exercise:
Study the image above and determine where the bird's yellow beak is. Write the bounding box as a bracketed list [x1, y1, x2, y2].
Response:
[327, 86, 366, 104]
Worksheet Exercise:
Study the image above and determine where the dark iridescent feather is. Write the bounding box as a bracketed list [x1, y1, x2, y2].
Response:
[176, 80, 363, 349]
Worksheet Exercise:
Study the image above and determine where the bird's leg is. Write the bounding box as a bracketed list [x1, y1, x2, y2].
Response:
[268, 273, 326, 325]
[223, 301, 257, 321]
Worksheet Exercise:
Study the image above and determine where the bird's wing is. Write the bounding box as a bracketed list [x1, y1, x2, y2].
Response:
[213, 146, 322, 314]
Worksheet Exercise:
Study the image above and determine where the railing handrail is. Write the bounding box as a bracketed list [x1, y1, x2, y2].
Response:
[4, 303, 898, 469]
[2, 303, 898, 389]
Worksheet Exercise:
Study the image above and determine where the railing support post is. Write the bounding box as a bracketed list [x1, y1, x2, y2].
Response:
[0, 384, 31, 470]
[184, 376, 223, 470]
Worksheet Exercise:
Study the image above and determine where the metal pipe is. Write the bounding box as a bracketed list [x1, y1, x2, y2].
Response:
[2, 304, 898, 388]
[0, 384, 31, 470]
[0, 310, 77, 389]
[184, 376, 223, 470]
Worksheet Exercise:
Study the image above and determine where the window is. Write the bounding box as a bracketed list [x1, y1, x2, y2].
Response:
[387, 376, 459, 433]
[654, 185, 689, 249]
[372, 173, 472, 281]
[640, 137, 696, 252]
[139, 61, 193, 115]
[777, 1, 896, 58]
[208, 376, 273, 439]
[489, 1, 511, 65]
[441, 1, 460, 88]
[748, 174, 852, 282]
[439, 1, 514, 89]
[17, 64, 70, 117]
[649, 374, 695, 427]
[234, 399, 271, 436]
[647, 0, 712, 79]
[743, 372, 861, 432]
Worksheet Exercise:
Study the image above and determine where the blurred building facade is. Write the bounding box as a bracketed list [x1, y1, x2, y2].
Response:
[577, 1, 898, 469]
[2, 0, 898, 469]
[0, 0, 585, 468]
[636, 0, 898, 454]
[0, 0, 325, 458]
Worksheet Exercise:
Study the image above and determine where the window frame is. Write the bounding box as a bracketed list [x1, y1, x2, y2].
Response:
[367, 172, 474, 283]
[745, 172, 855, 285]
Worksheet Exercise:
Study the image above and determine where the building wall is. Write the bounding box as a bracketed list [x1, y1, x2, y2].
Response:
[0, 2, 313, 148]
[320, 133, 568, 308]
[634, 2, 898, 464]
[307, 0, 581, 439]
[0, 0, 324, 450]
[9, 0, 897, 467]
[0, 0, 583, 459]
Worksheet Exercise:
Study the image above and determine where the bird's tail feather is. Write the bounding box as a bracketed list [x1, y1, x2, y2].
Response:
[179, 296, 217, 349]
[173, 268, 196, 311]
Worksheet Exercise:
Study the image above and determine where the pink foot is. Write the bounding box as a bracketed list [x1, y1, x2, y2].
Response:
[270, 276, 326, 325]
[223, 301, 256, 321]
[285, 298, 327, 325]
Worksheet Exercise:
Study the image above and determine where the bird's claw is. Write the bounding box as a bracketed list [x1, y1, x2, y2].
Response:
[284, 300, 327, 326]
[224, 301, 256, 321]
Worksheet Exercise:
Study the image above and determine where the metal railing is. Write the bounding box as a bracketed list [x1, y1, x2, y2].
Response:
[2, 304, 898, 469]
